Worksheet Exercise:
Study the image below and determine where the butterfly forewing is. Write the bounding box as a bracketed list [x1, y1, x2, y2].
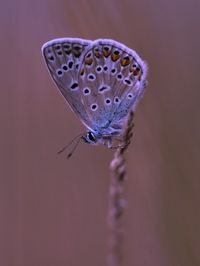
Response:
[42, 38, 94, 129]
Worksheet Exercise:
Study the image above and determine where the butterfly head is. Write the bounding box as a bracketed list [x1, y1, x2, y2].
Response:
[82, 131, 99, 145]
[82, 131, 119, 148]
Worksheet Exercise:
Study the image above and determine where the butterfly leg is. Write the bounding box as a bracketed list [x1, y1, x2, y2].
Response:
[110, 142, 127, 149]
[105, 138, 113, 149]
[102, 135, 125, 149]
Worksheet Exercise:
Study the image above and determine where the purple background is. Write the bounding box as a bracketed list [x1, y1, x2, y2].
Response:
[1, 0, 200, 265]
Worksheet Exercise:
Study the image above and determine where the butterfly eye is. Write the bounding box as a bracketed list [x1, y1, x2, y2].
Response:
[88, 132, 96, 141]
[82, 132, 97, 144]
[86, 132, 97, 143]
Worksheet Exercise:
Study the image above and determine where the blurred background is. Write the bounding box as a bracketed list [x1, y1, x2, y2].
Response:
[1, 0, 200, 265]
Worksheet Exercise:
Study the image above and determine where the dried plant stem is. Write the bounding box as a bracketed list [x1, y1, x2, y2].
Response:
[107, 111, 134, 266]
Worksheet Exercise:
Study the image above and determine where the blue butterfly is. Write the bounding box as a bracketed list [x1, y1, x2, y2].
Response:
[42, 38, 147, 150]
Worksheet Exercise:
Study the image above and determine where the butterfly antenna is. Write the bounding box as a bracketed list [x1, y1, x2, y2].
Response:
[57, 133, 83, 156]
[66, 136, 82, 159]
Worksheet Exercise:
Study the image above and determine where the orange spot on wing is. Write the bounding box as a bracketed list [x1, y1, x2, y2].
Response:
[73, 46, 82, 58]
[111, 53, 120, 61]
[94, 48, 100, 58]
[121, 57, 130, 66]
[103, 47, 111, 57]
[85, 58, 93, 65]
[130, 64, 141, 78]
[80, 68, 85, 76]
[133, 68, 140, 76]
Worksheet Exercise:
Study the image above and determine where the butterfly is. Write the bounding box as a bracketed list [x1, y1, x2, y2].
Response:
[42, 38, 148, 150]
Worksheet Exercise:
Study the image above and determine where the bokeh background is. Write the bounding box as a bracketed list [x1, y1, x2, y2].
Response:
[1, 0, 200, 265]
